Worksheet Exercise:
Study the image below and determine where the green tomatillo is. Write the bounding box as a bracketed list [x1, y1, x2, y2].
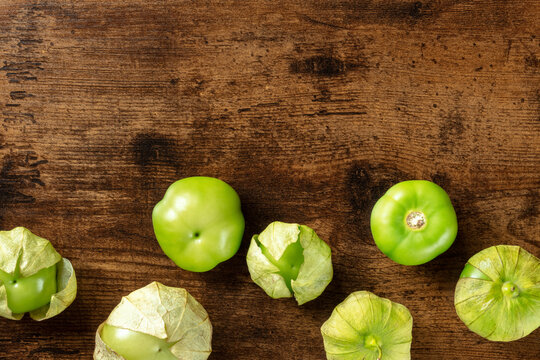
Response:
[0, 227, 77, 320]
[246, 221, 333, 305]
[152, 176, 245, 272]
[370, 180, 458, 265]
[94, 281, 212, 360]
[0, 264, 57, 314]
[455, 245, 540, 341]
[321, 291, 413, 360]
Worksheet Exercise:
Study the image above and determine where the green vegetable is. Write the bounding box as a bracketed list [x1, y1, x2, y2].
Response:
[94, 282, 212, 360]
[0, 265, 57, 314]
[321, 291, 413, 360]
[246, 221, 332, 305]
[370, 180, 457, 265]
[152, 176, 245, 272]
[0, 227, 77, 320]
[455, 245, 540, 341]
[100, 324, 176, 360]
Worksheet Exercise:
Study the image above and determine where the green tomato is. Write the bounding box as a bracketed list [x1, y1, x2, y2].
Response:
[0, 264, 57, 314]
[100, 324, 176, 360]
[370, 180, 458, 265]
[455, 245, 540, 341]
[152, 176, 245, 272]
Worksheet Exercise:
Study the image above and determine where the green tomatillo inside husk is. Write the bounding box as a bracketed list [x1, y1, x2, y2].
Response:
[455, 245, 540, 342]
[321, 291, 413, 360]
[0, 227, 77, 321]
[246, 221, 333, 305]
[94, 282, 212, 360]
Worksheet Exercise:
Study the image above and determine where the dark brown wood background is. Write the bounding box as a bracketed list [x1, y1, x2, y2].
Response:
[0, 0, 539, 359]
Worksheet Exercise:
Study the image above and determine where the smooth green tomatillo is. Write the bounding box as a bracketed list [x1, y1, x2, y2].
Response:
[370, 180, 458, 265]
[100, 324, 176, 360]
[0, 264, 57, 314]
[321, 291, 413, 360]
[455, 245, 540, 342]
[152, 177, 245, 272]
[246, 221, 332, 305]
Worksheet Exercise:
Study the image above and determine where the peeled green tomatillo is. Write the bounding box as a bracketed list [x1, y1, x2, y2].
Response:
[0, 227, 77, 321]
[370, 180, 458, 265]
[94, 282, 212, 360]
[246, 221, 333, 305]
[455, 245, 540, 341]
[321, 291, 413, 360]
[152, 176, 245, 272]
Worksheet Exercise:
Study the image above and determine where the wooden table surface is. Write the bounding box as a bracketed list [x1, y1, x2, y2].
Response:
[0, 0, 539, 359]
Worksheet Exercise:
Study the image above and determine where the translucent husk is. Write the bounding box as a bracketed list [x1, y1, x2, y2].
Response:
[455, 245, 540, 341]
[321, 291, 413, 360]
[0, 227, 77, 320]
[246, 221, 333, 305]
[94, 281, 212, 360]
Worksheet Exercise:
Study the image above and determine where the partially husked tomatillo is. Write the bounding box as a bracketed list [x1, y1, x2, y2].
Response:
[0, 227, 77, 321]
[246, 221, 333, 305]
[94, 282, 212, 360]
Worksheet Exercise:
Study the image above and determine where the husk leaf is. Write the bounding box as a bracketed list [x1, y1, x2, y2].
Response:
[292, 225, 332, 305]
[0, 227, 61, 277]
[94, 281, 212, 360]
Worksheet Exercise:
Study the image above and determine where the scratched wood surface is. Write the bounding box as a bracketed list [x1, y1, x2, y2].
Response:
[0, 0, 539, 359]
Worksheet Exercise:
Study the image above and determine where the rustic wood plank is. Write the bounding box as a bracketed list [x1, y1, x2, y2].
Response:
[0, 0, 539, 359]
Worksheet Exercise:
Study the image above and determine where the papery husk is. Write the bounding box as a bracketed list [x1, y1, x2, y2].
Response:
[94, 281, 212, 360]
[246, 221, 333, 305]
[0, 227, 61, 277]
[0, 227, 76, 320]
[455, 245, 540, 341]
[321, 291, 413, 360]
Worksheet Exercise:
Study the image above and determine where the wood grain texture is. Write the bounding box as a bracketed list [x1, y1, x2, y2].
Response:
[0, 0, 539, 358]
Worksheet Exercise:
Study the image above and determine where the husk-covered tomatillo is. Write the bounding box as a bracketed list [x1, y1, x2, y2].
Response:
[455, 245, 540, 342]
[246, 221, 333, 305]
[321, 291, 413, 360]
[94, 282, 212, 360]
[0, 227, 77, 321]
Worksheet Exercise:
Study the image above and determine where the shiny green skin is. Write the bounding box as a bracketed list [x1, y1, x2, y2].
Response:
[101, 324, 176, 360]
[0, 264, 57, 314]
[370, 180, 457, 265]
[153, 176, 245, 272]
[255, 236, 304, 292]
